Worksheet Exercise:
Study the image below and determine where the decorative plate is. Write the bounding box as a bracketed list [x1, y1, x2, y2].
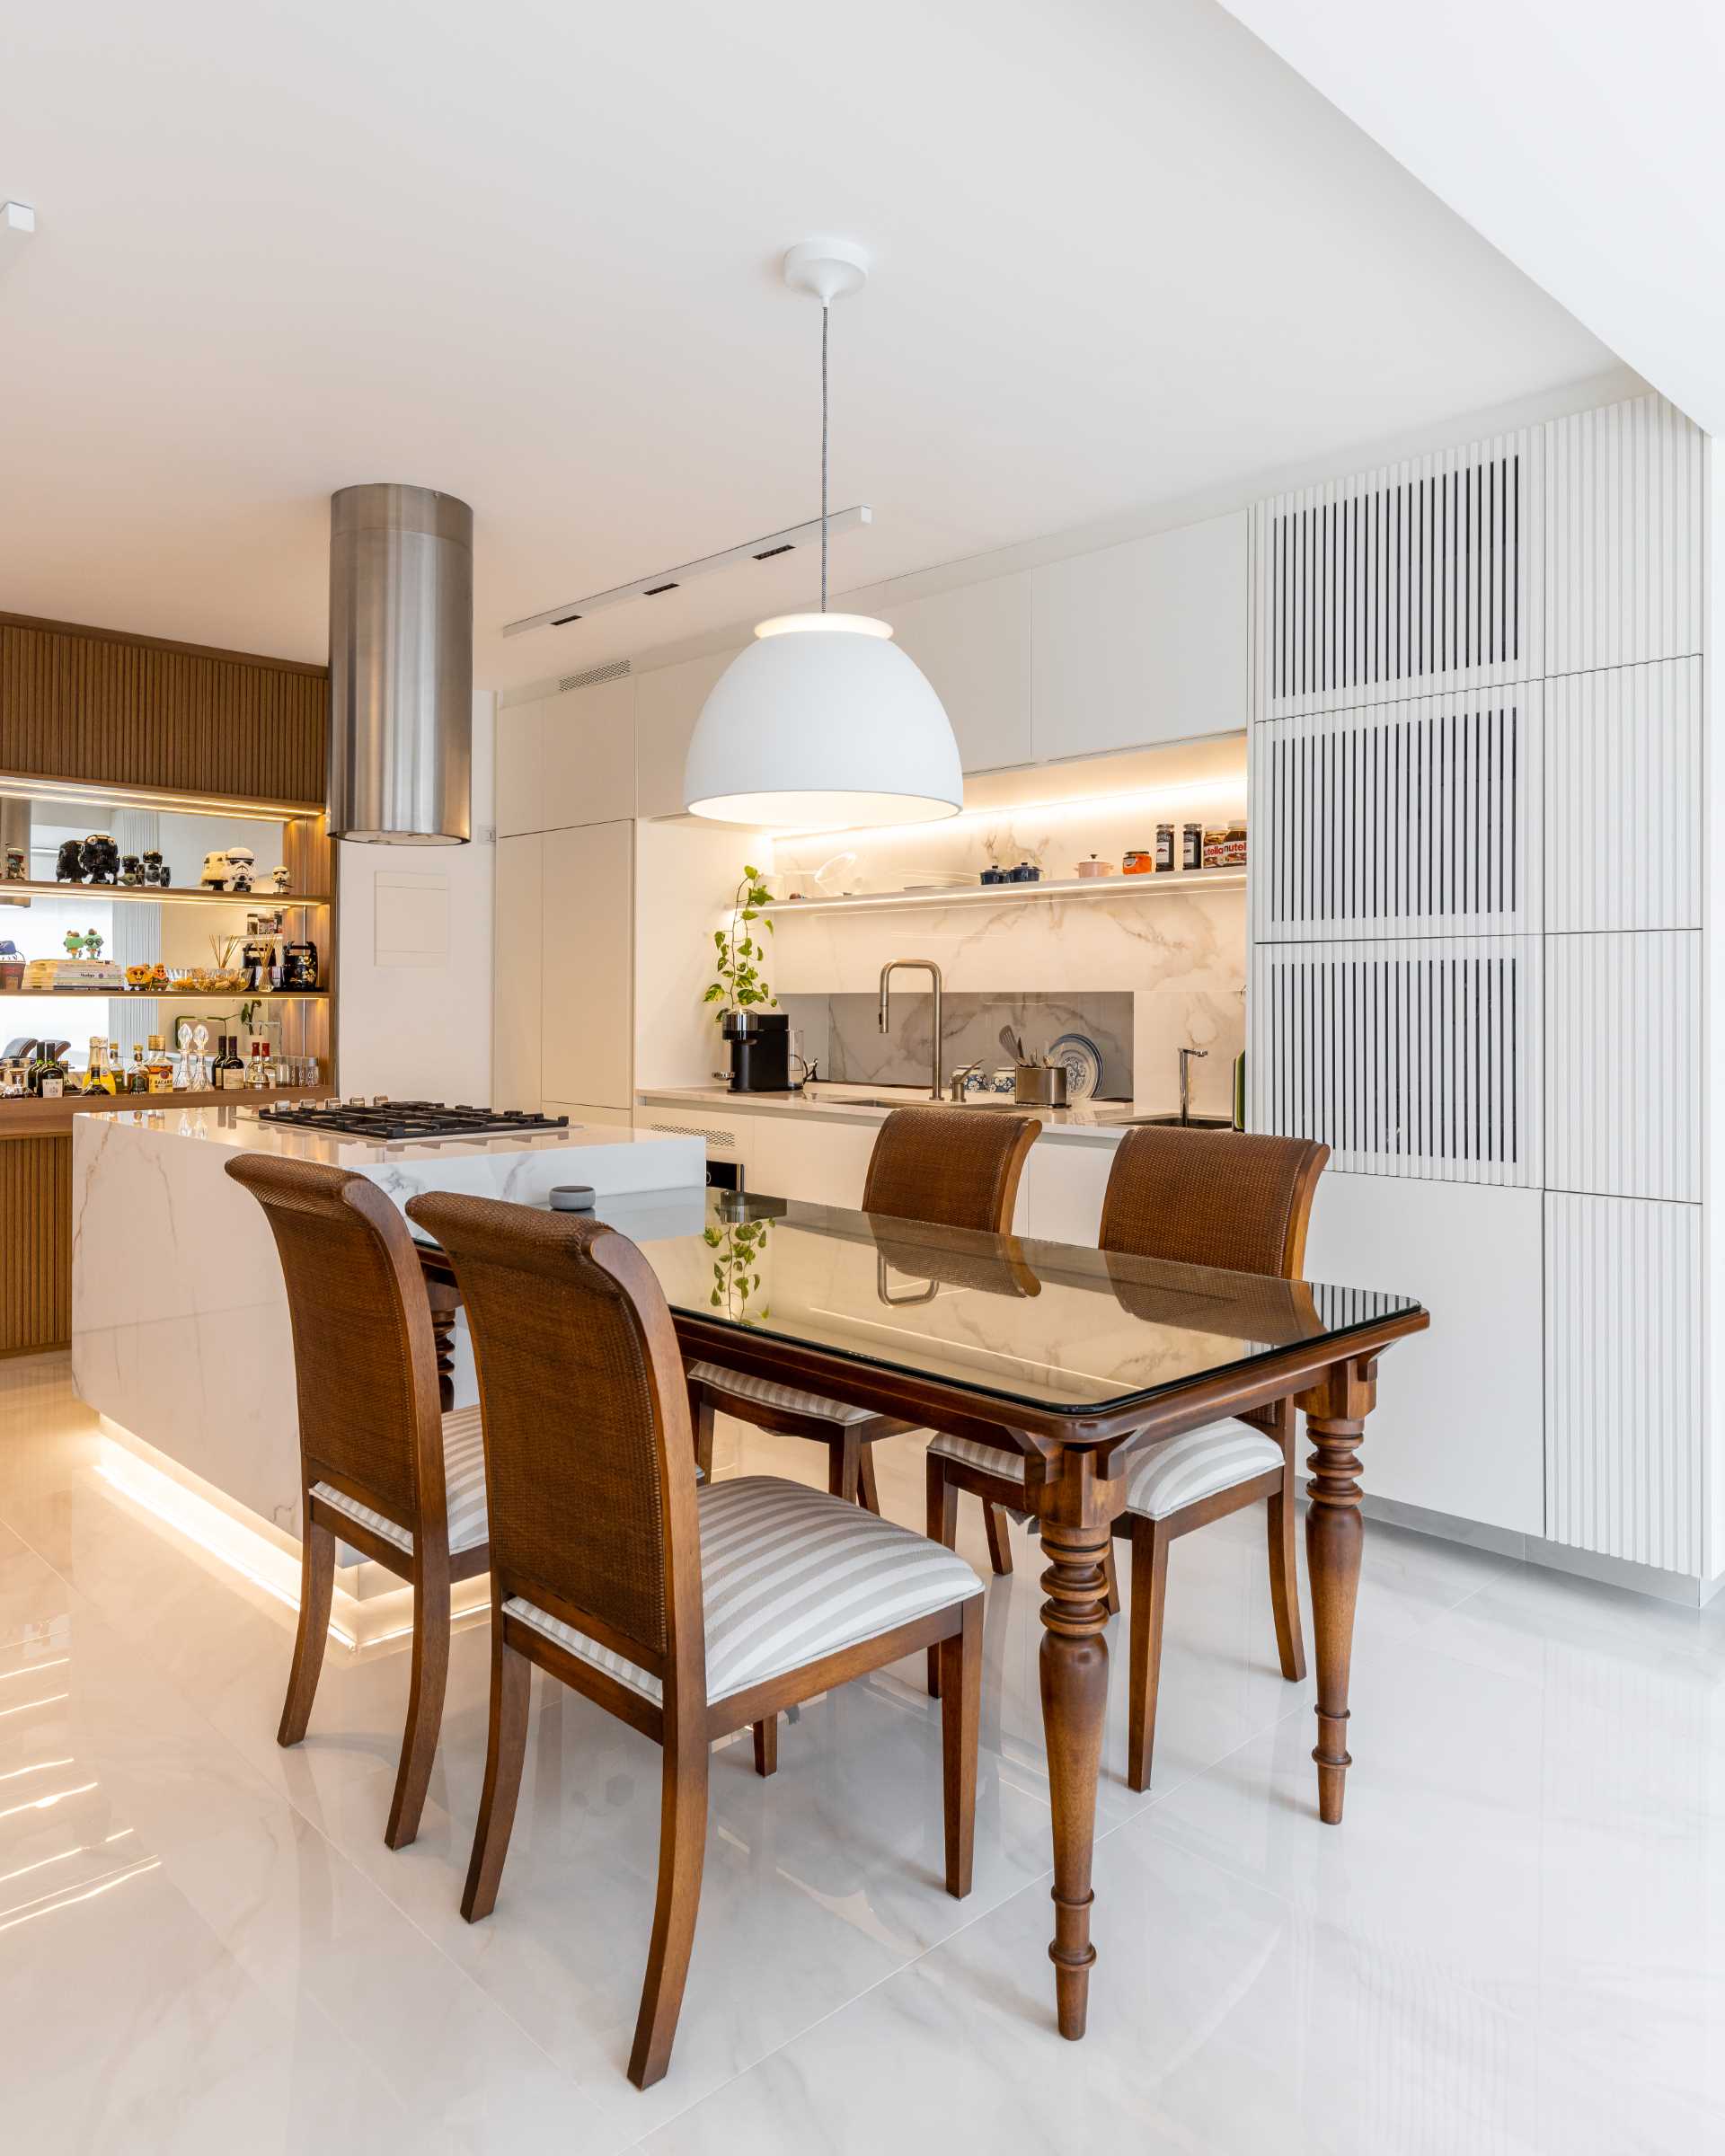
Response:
[1048, 1031, 1103, 1102]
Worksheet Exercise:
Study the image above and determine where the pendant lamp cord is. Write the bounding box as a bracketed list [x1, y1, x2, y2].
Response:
[819, 298, 830, 614]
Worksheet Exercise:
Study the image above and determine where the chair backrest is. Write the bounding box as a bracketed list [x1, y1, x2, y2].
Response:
[403, 1191, 702, 1701]
[861, 1106, 1040, 1233]
[1098, 1126, 1330, 1280]
[223, 1153, 446, 1534]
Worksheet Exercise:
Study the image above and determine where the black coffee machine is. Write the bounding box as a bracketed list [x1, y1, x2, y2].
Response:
[723, 1010, 790, 1093]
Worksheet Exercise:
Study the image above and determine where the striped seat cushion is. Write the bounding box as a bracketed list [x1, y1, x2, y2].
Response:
[312, 1403, 489, 1557]
[505, 1473, 982, 1706]
[689, 1359, 877, 1427]
[928, 1418, 1285, 1522]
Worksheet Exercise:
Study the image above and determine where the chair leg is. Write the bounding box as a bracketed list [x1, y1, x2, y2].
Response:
[828, 1432, 862, 1502]
[462, 1626, 532, 1922]
[691, 1387, 715, 1484]
[938, 1596, 982, 1897]
[1126, 1518, 1170, 1795]
[278, 1513, 334, 1747]
[982, 1501, 1014, 1577]
[385, 1561, 450, 1850]
[856, 1443, 882, 1515]
[926, 1452, 959, 1699]
[1102, 1538, 1121, 1617]
[628, 1727, 711, 2090]
[752, 1715, 778, 1777]
[1266, 1471, 1306, 1683]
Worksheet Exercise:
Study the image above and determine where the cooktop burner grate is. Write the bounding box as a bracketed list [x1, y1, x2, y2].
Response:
[252, 1100, 571, 1143]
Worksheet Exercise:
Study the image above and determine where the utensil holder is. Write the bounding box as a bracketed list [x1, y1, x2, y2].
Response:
[1013, 1063, 1068, 1107]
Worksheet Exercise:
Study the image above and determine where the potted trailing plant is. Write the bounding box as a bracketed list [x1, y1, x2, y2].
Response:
[703, 865, 776, 1027]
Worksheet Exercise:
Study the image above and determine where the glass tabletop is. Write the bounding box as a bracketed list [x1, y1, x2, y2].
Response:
[568, 1187, 1422, 1421]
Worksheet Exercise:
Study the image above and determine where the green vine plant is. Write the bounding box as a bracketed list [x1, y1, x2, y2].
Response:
[703, 865, 776, 1025]
[703, 1215, 770, 1324]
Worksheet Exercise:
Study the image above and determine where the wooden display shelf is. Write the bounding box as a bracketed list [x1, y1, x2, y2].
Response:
[0, 986, 330, 999]
[0, 879, 330, 906]
[0, 1084, 328, 1140]
[760, 867, 1247, 916]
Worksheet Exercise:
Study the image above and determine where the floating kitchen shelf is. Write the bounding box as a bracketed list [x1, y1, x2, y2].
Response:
[0, 879, 330, 907]
[760, 868, 1247, 917]
[0, 987, 330, 1000]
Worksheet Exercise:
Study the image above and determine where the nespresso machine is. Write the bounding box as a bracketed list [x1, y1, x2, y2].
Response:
[722, 1010, 790, 1093]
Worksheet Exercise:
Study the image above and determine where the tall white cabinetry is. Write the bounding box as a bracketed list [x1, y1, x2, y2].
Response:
[493, 673, 638, 1120]
[1250, 395, 1714, 1594]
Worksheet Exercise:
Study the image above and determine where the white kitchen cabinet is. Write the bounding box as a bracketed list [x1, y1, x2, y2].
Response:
[492, 833, 544, 1110]
[543, 1100, 636, 1130]
[634, 647, 745, 819]
[542, 821, 633, 1110]
[1031, 511, 1248, 759]
[879, 573, 1032, 773]
[747, 1115, 877, 1208]
[494, 698, 544, 838]
[1301, 1171, 1544, 1535]
[541, 675, 637, 829]
[1018, 1139, 1111, 1244]
[634, 1104, 756, 1187]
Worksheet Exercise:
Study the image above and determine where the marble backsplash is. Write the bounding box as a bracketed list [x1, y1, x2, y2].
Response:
[780, 991, 1135, 1097]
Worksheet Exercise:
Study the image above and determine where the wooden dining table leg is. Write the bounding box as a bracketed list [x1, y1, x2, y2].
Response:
[1035, 1449, 1119, 2041]
[1297, 1356, 1376, 1826]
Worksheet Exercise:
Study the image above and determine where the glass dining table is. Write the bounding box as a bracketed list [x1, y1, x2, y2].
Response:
[417, 1182, 1428, 2042]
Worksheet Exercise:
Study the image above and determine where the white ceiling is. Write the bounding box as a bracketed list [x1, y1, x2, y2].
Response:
[0, 0, 1615, 691]
[1222, 0, 1725, 438]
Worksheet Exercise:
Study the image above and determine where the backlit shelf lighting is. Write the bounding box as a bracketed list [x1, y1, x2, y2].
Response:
[0, 773, 324, 821]
[0, 879, 331, 907]
[761, 869, 1246, 917]
[771, 774, 1248, 845]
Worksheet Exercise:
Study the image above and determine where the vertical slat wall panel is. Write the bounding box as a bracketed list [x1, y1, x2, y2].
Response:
[0, 616, 327, 804]
[0, 1137, 73, 1355]
[1544, 658, 1701, 932]
[1545, 1194, 1701, 1572]
[1250, 935, 1541, 1185]
[1544, 932, 1700, 1202]
[1252, 686, 1540, 941]
[1545, 395, 1704, 675]
[1254, 428, 1543, 720]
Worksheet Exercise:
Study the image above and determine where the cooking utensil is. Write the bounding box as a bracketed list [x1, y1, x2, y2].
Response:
[999, 1024, 1026, 1065]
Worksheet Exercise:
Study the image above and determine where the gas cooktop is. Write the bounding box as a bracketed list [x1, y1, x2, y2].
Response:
[252, 1100, 571, 1144]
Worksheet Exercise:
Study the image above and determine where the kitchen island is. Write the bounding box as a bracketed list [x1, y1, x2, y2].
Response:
[71, 1107, 704, 1590]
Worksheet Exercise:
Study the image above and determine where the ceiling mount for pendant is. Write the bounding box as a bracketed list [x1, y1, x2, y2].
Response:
[782, 236, 870, 307]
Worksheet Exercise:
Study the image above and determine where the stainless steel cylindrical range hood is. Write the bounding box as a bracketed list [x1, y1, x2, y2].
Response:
[328, 483, 473, 844]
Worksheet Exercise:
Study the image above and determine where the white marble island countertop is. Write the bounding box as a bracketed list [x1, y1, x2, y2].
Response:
[636, 1081, 1223, 1146]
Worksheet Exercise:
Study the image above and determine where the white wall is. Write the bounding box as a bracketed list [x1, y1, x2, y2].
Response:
[336, 692, 496, 1102]
[632, 818, 770, 1091]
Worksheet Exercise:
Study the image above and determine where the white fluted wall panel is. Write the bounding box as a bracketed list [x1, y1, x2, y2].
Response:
[1545, 1194, 1701, 1573]
[1544, 931, 1699, 1202]
[1252, 935, 1540, 1185]
[1545, 396, 1703, 675]
[1544, 659, 1700, 932]
[1252, 687, 1540, 942]
[1255, 429, 1543, 720]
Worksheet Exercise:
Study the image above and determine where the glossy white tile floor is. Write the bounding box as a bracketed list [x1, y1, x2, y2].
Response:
[4, 1353, 1722, 2153]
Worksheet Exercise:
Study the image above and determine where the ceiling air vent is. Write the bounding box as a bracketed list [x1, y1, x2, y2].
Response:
[558, 659, 632, 694]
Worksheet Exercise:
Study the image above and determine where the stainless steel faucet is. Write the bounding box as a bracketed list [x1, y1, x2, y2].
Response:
[1178, 1046, 1208, 1124]
[879, 959, 944, 1101]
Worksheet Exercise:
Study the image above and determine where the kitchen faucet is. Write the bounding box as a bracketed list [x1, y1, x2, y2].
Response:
[1178, 1046, 1208, 1124]
[878, 959, 944, 1101]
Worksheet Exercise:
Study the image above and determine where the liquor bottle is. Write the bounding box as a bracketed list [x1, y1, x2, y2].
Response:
[243, 1039, 270, 1089]
[145, 1034, 173, 1096]
[84, 1037, 118, 1096]
[215, 1034, 246, 1091]
[29, 1042, 68, 1098]
[128, 1044, 150, 1095]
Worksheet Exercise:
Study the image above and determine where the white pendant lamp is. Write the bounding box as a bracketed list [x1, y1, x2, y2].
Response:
[683, 240, 962, 828]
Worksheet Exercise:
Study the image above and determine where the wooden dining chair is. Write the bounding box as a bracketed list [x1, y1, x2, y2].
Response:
[224, 1153, 491, 1849]
[405, 1188, 985, 2092]
[926, 1124, 1330, 1791]
[685, 1105, 1040, 1511]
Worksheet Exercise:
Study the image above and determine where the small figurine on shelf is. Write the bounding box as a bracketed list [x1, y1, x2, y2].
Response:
[80, 833, 119, 884]
[270, 865, 291, 895]
[119, 854, 143, 888]
[62, 930, 84, 959]
[3, 844, 25, 881]
[80, 929, 103, 960]
[141, 850, 170, 888]
[227, 848, 255, 893]
[55, 838, 86, 883]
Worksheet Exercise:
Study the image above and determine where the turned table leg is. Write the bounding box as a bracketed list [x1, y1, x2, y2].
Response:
[1038, 1507, 1115, 2039]
[427, 1282, 460, 1414]
[1297, 1358, 1376, 1825]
